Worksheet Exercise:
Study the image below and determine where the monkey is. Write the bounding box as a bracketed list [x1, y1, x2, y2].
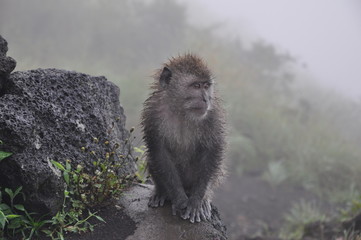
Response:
[141, 54, 226, 223]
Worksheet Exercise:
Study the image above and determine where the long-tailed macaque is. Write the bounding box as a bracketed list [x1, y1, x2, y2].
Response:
[141, 54, 226, 223]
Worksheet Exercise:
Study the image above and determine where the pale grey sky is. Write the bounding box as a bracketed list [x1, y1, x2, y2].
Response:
[184, 0, 361, 99]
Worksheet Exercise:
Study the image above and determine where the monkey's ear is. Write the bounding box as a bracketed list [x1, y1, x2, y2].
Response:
[159, 67, 172, 88]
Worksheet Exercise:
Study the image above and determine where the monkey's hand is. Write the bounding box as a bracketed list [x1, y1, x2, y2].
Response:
[148, 192, 168, 208]
[181, 197, 212, 223]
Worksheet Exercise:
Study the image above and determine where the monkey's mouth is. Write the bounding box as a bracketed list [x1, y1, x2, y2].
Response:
[185, 101, 209, 116]
[189, 107, 208, 116]
[190, 106, 205, 110]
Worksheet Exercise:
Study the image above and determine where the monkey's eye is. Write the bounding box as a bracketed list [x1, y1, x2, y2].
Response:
[204, 82, 211, 89]
[192, 83, 201, 89]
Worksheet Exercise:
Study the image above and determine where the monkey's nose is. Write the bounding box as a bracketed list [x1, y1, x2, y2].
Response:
[202, 94, 208, 103]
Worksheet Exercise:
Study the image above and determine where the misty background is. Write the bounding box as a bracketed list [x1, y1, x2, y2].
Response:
[187, 0, 361, 99]
[1, 0, 361, 239]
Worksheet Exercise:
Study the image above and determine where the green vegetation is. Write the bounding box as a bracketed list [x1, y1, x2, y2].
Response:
[133, 146, 148, 184]
[279, 200, 327, 240]
[0, 186, 49, 239]
[0, 131, 139, 239]
[52, 141, 130, 208]
[43, 130, 139, 239]
[0, 140, 12, 162]
[0, 152, 11, 162]
[45, 160, 105, 239]
[0, 163, 106, 240]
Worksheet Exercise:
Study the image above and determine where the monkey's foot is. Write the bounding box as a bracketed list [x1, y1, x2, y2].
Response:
[181, 198, 212, 223]
[201, 199, 212, 220]
[148, 193, 167, 208]
[171, 196, 188, 216]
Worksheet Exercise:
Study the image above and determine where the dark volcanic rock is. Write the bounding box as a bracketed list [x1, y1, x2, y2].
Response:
[0, 67, 135, 215]
[0, 35, 16, 94]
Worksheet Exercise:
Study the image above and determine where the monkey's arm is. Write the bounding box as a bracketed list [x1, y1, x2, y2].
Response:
[148, 144, 188, 213]
[182, 148, 222, 223]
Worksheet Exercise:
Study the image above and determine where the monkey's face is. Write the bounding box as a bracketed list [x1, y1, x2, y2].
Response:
[180, 77, 213, 118]
[159, 66, 214, 119]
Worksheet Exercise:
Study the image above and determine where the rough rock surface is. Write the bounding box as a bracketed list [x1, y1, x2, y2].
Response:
[119, 184, 228, 240]
[0, 37, 135, 215]
[0, 35, 16, 95]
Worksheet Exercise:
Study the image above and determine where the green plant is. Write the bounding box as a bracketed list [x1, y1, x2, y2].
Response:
[279, 200, 327, 240]
[0, 187, 22, 237]
[55, 149, 127, 208]
[134, 146, 148, 183]
[0, 143, 48, 239]
[46, 127, 136, 239]
[0, 186, 48, 239]
[15, 205, 49, 240]
[47, 160, 105, 239]
[43, 204, 103, 240]
[0, 140, 12, 162]
[0, 127, 135, 239]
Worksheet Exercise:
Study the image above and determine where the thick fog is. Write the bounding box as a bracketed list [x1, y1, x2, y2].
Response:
[184, 0, 361, 99]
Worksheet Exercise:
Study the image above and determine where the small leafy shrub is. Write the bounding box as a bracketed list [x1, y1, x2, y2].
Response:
[51, 157, 128, 209]
[46, 160, 105, 239]
[0, 165, 95, 240]
[279, 200, 327, 240]
[45, 128, 137, 238]
[50, 132, 134, 208]
[0, 186, 49, 239]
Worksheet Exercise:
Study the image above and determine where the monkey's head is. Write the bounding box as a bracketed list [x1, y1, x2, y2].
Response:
[156, 54, 214, 120]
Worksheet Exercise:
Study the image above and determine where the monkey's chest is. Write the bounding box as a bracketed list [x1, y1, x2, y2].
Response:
[165, 124, 204, 150]
[175, 159, 199, 190]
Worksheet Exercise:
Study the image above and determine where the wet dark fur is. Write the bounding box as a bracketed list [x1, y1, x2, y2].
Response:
[141, 54, 226, 222]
